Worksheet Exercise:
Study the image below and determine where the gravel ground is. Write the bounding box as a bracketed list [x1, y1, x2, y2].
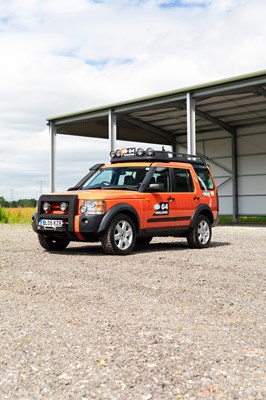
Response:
[0, 224, 265, 400]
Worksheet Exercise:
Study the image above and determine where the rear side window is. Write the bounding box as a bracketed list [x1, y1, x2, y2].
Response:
[194, 167, 215, 190]
[173, 168, 194, 192]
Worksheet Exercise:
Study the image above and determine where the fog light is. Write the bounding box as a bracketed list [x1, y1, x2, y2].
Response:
[60, 202, 68, 212]
[136, 148, 145, 156]
[146, 147, 154, 156]
[43, 202, 50, 212]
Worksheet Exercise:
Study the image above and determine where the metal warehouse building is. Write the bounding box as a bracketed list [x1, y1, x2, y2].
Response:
[47, 70, 266, 221]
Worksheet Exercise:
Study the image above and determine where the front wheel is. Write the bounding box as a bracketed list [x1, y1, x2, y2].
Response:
[187, 215, 211, 249]
[38, 234, 70, 251]
[101, 214, 136, 255]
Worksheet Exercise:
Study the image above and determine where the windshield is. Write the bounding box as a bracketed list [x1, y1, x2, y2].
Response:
[82, 167, 150, 190]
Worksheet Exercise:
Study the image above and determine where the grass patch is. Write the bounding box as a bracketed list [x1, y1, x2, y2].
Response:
[219, 215, 266, 224]
[0, 207, 35, 224]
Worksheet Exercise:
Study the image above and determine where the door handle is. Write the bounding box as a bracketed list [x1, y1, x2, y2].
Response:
[193, 196, 200, 201]
[167, 196, 175, 201]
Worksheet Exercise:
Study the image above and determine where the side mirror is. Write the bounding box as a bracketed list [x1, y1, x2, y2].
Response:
[148, 183, 164, 192]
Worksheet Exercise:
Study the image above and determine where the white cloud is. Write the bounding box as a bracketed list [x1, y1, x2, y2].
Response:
[0, 0, 266, 199]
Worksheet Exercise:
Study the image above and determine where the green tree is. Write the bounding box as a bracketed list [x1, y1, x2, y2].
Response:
[0, 196, 37, 208]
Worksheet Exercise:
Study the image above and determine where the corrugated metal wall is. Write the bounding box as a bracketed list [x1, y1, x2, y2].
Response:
[195, 126, 266, 215]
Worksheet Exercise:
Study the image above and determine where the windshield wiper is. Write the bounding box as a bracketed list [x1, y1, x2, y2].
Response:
[121, 186, 139, 191]
[83, 185, 121, 190]
[82, 185, 106, 190]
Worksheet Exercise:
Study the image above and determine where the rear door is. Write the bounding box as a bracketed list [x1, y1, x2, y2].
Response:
[192, 165, 218, 212]
[171, 167, 197, 225]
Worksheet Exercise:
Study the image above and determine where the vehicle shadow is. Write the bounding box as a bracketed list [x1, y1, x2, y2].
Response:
[46, 240, 230, 256]
[133, 240, 230, 254]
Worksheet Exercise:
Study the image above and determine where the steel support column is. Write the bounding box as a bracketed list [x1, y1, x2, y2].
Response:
[232, 130, 239, 222]
[50, 123, 56, 193]
[186, 93, 196, 155]
[108, 109, 117, 151]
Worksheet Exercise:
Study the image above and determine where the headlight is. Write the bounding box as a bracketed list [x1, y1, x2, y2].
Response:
[115, 149, 122, 157]
[80, 200, 105, 215]
[110, 150, 116, 158]
[60, 202, 68, 212]
[80, 205, 87, 213]
[43, 202, 50, 212]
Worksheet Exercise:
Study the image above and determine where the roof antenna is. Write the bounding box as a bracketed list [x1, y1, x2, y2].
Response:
[162, 146, 165, 151]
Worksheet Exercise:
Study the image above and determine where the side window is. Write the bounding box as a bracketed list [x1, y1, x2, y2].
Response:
[151, 167, 171, 192]
[117, 168, 149, 186]
[194, 167, 214, 190]
[117, 172, 135, 186]
[173, 168, 194, 192]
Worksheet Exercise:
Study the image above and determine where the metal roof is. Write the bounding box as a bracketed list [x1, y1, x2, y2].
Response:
[48, 70, 266, 146]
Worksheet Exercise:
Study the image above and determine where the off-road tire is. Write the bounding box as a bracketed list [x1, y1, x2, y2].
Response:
[38, 234, 70, 251]
[101, 214, 136, 255]
[187, 215, 211, 249]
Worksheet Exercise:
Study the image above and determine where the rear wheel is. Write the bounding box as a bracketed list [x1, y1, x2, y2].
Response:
[101, 214, 136, 255]
[38, 234, 70, 251]
[187, 215, 211, 249]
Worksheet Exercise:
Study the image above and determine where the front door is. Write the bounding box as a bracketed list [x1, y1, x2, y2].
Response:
[144, 167, 196, 230]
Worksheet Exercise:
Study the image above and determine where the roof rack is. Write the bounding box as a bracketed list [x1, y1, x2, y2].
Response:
[110, 148, 206, 165]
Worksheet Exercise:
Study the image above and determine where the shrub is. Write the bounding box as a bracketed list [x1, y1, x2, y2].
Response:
[0, 206, 9, 223]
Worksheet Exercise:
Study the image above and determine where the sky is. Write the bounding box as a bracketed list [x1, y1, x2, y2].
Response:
[1, 0, 266, 200]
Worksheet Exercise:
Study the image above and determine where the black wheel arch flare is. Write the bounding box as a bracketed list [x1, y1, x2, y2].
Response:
[190, 204, 214, 227]
[97, 203, 140, 234]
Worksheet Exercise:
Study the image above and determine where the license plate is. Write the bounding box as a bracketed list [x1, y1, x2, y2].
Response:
[39, 219, 63, 228]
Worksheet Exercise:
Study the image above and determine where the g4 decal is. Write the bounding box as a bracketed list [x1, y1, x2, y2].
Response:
[153, 202, 169, 215]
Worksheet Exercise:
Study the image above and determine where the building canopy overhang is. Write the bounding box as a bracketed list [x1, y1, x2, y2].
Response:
[48, 70, 266, 147]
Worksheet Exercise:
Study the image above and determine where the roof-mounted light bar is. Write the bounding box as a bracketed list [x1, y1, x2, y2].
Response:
[110, 147, 205, 164]
[110, 147, 155, 159]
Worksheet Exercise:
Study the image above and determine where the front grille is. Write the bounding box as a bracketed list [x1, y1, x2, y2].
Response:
[38, 194, 78, 232]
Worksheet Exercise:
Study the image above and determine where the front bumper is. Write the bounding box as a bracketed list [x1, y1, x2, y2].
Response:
[32, 194, 105, 242]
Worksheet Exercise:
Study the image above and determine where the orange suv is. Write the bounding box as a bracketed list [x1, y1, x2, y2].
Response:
[32, 148, 219, 255]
